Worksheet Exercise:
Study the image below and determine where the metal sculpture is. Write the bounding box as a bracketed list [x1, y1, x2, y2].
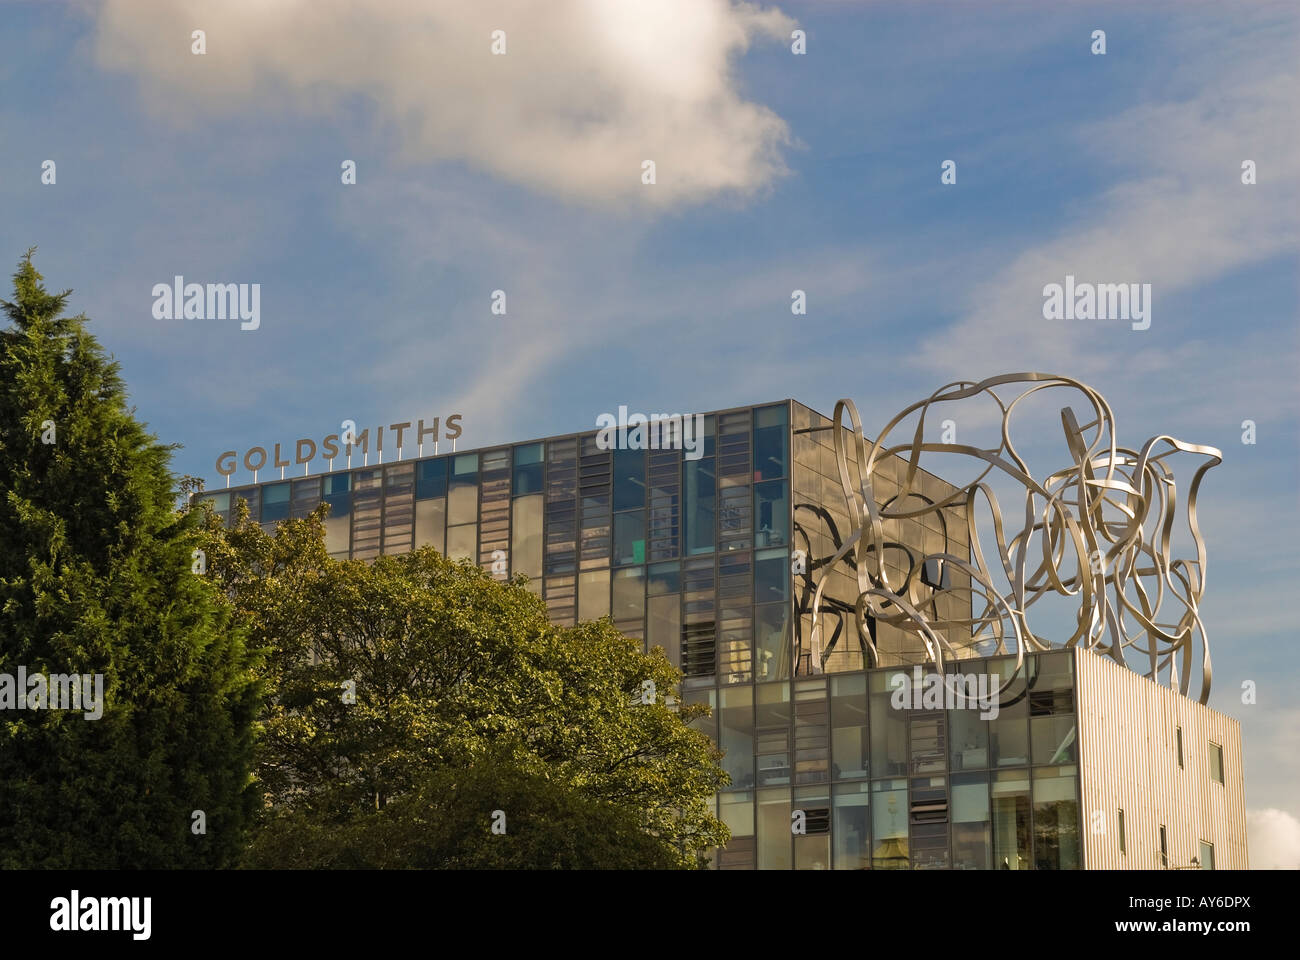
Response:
[803, 373, 1221, 703]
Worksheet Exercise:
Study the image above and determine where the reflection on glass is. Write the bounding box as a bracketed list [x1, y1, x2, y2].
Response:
[754, 479, 789, 547]
[1033, 767, 1080, 869]
[831, 674, 869, 779]
[757, 788, 792, 870]
[754, 547, 790, 604]
[577, 568, 610, 622]
[753, 404, 789, 481]
[416, 458, 447, 500]
[613, 510, 646, 566]
[832, 782, 870, 869]
[719, 686, 755, 790]
[1031, 715, 1077, 765]
[646, 594, 681, 668]
[613, 447, 646, 511]
[951, 772, 991, 869]
[611, 566, 645, 623]
[414, 497, 446, 553]
[754, 602, 790, 683]
[870, 671, 908, 777]
[871, 780, 909, 869]
[684, 457, 716, 556]
[261, 482, 290, 523]
[949, 698, 989, 771]
[322, 473, 351, 557]
[794, 786, 830, 869]
[992, 770, 1031, 870]
[511, 493, 543, 579]
[446, 522, 477, 561]
[512, 443, 543, 496]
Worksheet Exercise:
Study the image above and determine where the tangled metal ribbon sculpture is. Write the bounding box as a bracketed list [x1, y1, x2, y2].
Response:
[805, 373, 1221, 703]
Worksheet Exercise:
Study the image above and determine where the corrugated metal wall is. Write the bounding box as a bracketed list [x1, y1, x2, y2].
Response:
[1075, 648, 1248, 869]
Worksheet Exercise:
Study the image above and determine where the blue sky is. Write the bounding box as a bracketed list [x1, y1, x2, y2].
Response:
[2, 1, 1297, 864]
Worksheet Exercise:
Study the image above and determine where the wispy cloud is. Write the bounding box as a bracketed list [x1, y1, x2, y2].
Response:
[915, 16, 1299, 412]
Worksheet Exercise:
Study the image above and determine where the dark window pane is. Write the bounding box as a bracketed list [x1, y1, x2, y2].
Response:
[684, 457, 716, 556]
[261, 482, 290, 523]
[513, 442, 544, 496]
[323, 472, 351, 517]
[754, 479, 789, 548]
[416, 458, 447, 500]
[613, 447, 646, 511]
[754, 403, 789, 480]
[613, 510, 646, 566]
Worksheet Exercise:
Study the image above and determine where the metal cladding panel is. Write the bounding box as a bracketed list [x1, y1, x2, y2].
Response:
[1074, 648, 1247, 870]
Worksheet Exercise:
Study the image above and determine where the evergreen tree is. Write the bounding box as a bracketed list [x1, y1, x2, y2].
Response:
[0, 251, 259, 867]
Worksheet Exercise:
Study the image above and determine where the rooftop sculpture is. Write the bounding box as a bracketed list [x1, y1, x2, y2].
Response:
[806, 373, 1221, 703]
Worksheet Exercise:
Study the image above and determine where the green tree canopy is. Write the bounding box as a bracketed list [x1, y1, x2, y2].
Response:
[0, 251, 258, 867]
[200, 503, 729, 868]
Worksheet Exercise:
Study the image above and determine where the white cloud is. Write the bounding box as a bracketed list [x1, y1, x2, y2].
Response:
[93, 0, 796, 207]
[915, 18, 1299, 405]
[1247, 808, 1300, 869]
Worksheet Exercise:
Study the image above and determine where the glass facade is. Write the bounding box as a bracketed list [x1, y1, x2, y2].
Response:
[200, 400, 1082, 869]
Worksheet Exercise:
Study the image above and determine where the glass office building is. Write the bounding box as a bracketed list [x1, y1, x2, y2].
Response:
[199, 399, 1245, 869]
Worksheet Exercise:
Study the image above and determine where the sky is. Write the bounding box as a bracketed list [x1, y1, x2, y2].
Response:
[1, 0, 1296, 866]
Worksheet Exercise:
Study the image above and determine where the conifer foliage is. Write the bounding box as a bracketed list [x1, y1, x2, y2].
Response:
[0, 251, 258, 867]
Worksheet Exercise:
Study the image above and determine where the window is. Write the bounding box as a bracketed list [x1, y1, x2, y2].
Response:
[613, 510, 645, 565]
[577, 569, 609, 622]
[512, 443, 543, 496]
[1159, 825, 1168, 868]
[753, 404, 788, 481]
[1118, 809, 1126, 854]
[991, 770, 1031, 870]
[719, 686, 755, 790]
[611, 566, 645, 625]
[1209, 742, 1224, 784]
[416, 457, 447, 500]
[871, 780, 909, 869]
[684, 457, 716, 555]
[754, 603, 790, 683]
[1199, 840, 1214, 870]
[1176, 726, 1183, 768]
[832, 782, 870, 870]
[830, 675, 868, 780]
[1032, 767, 1080, 870]
[754, 546, 790, 604]
[612, 447, 645, 511]
[261, 482, 290, 523]
[753, 479, 790, 548]
[951, 773, 991, 870]
[322, 473, 351, 557]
